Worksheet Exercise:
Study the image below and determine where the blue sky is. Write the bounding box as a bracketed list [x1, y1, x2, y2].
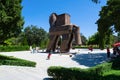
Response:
[22, 0, 106, 38]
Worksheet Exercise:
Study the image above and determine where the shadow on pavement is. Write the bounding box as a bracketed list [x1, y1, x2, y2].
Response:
[72, 53, 108, 67]
[43, 78, 53, 80]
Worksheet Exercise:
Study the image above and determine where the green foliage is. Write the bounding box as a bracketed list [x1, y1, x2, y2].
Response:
[16, 32, 28, 45]
[0, 45, 29, 52]
[0, 0, 24, 44]
[47, 62, 112, 80]
[97, 0, 120, 49]
[116, 32, 120, 42]
[47, 66, 88, 80]
[24, 25, 48, 47]
[103, 70, 120, 80]
[3, 33, 28, 46]
[87, 32, 99, 45]
[0, 54, 36, 67]
[111, 56, 120, 70]
[87, 31, 114, 49]
[4, 37, 17, 45]
[80, 33, 87, 45]
[90, 62, 112, 75]
[91, 0, 100, 3]
[47, 57, 120, 80]
[40, 38, 49, 49]
[74, 45, 99, 49]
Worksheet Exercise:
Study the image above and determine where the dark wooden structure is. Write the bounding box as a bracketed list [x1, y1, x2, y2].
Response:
[46, 13, 82, 53]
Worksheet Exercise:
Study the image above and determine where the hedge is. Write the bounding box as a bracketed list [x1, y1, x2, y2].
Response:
[47, 61, 115, 80]
[0, 45, 29, 52]
[0, 54, 36, 67]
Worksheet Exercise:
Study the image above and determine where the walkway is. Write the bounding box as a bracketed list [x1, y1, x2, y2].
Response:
[0, 49, 111, 80]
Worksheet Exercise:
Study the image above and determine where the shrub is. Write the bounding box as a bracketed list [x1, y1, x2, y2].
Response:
[102, 70, 120, 80]
[74, 45, 99, 49]
[0, 45, 29, 52]
[89, 62, 112, 75]
[0, 54, 36, 67]
[111, 56, 120, 70]
[47, 66, 87, 80]
[47, 62, 112, 80]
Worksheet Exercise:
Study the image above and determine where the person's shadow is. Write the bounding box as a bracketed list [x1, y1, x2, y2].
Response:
[43, 78, 53, 80]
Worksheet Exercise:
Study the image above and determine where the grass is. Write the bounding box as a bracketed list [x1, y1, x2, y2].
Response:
[0, 54, 36, 67]
[103, 70, 120, 76]
[102, 70, 120, 80]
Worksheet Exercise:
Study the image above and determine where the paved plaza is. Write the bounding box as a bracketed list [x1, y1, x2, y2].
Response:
[0, 49, 112, 80]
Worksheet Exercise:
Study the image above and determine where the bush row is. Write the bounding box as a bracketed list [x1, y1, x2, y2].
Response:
[47, 57, 120, 80]
[0, 45, 29, 52]
[74, 45, 99, 49]
[102, 70, 120, 80]
[0, 54, 36, 67]
[47, 62, 112, 80]
[111, 56, 120, 70]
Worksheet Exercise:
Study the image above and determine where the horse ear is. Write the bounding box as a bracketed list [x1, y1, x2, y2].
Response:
[49, 13, 57, 27]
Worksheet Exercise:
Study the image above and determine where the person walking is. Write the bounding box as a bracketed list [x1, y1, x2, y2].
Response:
[113, 47, 117, 57]
[89, 45, 93, 52]
[107, 47, 110, 58]
[47, 50, 52, 60]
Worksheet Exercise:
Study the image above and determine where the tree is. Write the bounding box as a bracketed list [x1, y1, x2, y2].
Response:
[87, 32, 99, 46]
[80, 33, 87, 45]
[91, 0, 100, 3]
[4, 37, 17, 45]
[0, 0, 24, 44]
[96, 0, 120, 48]
[16, 32, 28, 45]
[113, 32, 120, 43]
[24, 25, 48, 47]
[4, 32, 28, 46]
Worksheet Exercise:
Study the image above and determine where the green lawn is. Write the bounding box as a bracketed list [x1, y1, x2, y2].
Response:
[103, 70, 120, 76]
[0, 54, 36, 67]
[102, 70, 120, 80]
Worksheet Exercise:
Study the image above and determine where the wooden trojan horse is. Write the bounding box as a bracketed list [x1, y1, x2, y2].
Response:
[46, 13, 82, 53]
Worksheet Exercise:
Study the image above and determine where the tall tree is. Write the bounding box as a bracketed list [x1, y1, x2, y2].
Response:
[92, 0, 100, 3]
[96, 0, 120, 48]
[80, 33, 87, 45]
[0, 0, 24, 44]
[87, 32, 99, 45]
[24, 25, 48, 47]
[115, 32, 120, 42]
